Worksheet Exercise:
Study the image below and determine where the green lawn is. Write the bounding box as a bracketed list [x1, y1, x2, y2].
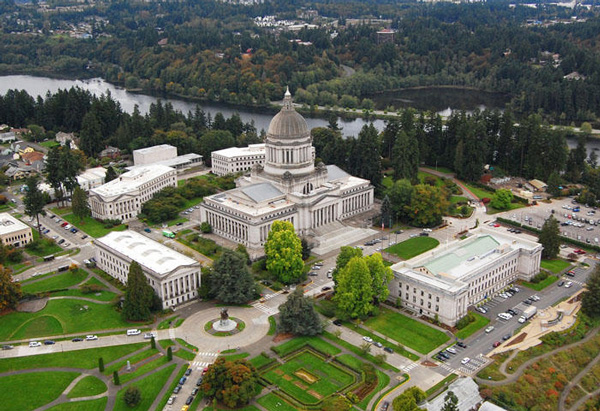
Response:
[541, 259, 572, 274]
[67, 375, 107, 398]
[40, 140, 60, 148]
[51, 288, 117, 302]
[385, 237, 440, 260]
[104, 348, 157, 376]
[357, 370, 390, 410]
[322, 331, 401, 371]
[463, 183, 494, 200]
[113, 364, 176, 411]
[455, 312, 490, 340]
[220, 352, 250, 361]
[263, 350, 355, 405]
[21, 269, 88, 294]
[0, 371, 80, 410]
[486, 202, 526, 215]
[0, 299, 138, 341]
[61, 213, 127, 238]
[364, 308, 449, 354]
[257, 393, 298, 411]
[119, 355, 169, 384]
[249, 353, 276, 369]
[272, 336, 341, 357]
[418, 171, 443, 187]
[343, 324, 419, 361]
[46, 398, 107, 411]
[519, 275, 559, 291]
[450, 195, 469, 204]
[26, 237, 63, 257]
[173, 348, 196, 360]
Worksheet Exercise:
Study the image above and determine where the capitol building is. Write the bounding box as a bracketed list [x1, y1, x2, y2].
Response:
[199, 89, 375, 251]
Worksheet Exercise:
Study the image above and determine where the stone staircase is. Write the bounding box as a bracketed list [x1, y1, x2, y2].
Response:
[311, 222, 377, 255]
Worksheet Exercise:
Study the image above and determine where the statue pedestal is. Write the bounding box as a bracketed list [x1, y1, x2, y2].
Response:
[212, 319, 237, 332]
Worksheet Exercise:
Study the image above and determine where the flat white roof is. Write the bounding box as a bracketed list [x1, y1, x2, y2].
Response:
[212, 144, 265, 159]
[127, 154, 202, 171]
[133, 144, 176, 155]
[78, 167, 107, 181]
[0, 213, 30, 235]
[96, 230, 199, 276]
[91, 165, 174, 197]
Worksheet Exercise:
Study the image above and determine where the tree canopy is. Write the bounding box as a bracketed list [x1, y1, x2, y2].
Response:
[538, 216, 560, 260]
[121, 261, 158, 321]
[71, 186, 90, 222]
[0, 265, 22, 311]
[582, 264, 600, 318]
[210, 249, 255, 305]
[278, 287, 323, 336]
[490, 189, 514, 210]
[265, 221, 304, 284]
[23, 175, 46, 235]
[334, 256, 375, 319]
[201, 357, 260, 408]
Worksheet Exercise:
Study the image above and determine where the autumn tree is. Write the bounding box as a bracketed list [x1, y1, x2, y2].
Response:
[0, 265, 22, 310]
[201, 357, 260, 408]
[71, 186, 90, 222]
[210, 250, 255, 304]
[278, 287, 322, 336]
[121, 261, 158, 321]
[265, 221, 304, 284]
[538, 216, 560, 259]
[408, 184, 448, 227]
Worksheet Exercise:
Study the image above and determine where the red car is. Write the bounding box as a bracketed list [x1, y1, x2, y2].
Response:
[574, 249, 587, 255]
[493, 341, 501, 347]
[493, 223, 500, 228]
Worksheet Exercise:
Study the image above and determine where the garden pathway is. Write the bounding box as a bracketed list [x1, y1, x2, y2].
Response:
[473, 327, 600, 387]
[558, 350, 600, 411]
[568, 385, 600, 411]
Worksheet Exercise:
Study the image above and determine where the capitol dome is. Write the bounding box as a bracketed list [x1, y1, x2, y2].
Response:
[266, 88, 310, 140]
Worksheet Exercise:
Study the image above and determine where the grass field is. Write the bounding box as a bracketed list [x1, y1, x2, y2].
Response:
[486, 202, 526, 215]
[21, 269, 88, 294]
[113, 364, 176, 411]
[46, 398, 107, 411]
[463, 183, 494, 200]
[519, 275, 559, 291]
[257, 393, 298, 411]
[155, 365, 187, 410]
[40, 140, 60, 148]
[119, 356, 169, 384]
[51, 288, 117, 302]
[418, 171, 443, 187]
[60, 213, 127, 238]
[67, 375, 107, 398]
[321, 331, 401, 371]
[263, 350, 355, 405]
[364, 308, 449, 354]
[0, 344, 145, 373]
[0, 299, 136, 340]
[385, 237, 440, 260]
[104, 348, 157, 376]
[249, 353, 276, 369]
[0, 371, 80, 410]
[540, 258, 571, 274]
[455, 312, 490, 340]
[450, 195, 469, 204]
[272, 336, 341, 357]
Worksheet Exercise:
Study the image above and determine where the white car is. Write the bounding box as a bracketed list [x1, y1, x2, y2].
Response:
[565, 281, 573, 288]
[518, 316, 527, 324]
[446, 347, 457, 354]
[86, 335, 98, 341]
[461, 357, 470, 365]
[362, 336, 373, 343]
[126, 329, 141, 336]
[485, 326, 495, 333]
[144, 332, 157, 339]
[29, 341, 42, 347]
[498, 313, 512, 320]
[167, 397, 175, 405]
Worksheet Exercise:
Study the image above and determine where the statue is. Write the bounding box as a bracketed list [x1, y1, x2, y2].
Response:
[220, 308, 229, 325]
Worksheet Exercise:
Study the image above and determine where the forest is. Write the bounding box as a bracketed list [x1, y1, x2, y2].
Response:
[1, 0, 600, 124]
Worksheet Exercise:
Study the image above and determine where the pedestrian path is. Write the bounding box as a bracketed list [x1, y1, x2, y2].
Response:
[438, 363, 457, 374]
[402, 362, 420, 373]
[252, 302, 278, 316]
[457, 354, 489, 375]
[191, 352, 218, 371]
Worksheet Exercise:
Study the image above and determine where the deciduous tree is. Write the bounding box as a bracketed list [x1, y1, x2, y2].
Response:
[408, 184, 448, 227]
[332, 246, 363, 286]
[265, 221, 304, 284]
[490, 189, 514, 210]
[334, 257, 374, 319]
[364, 253, 393, 304]
[201, 357, 260, 408]
[539, 216, 560, 259]
[210, 250, 255, 304]
[278, 287, 322, 336]
[0, 265, 22, 310]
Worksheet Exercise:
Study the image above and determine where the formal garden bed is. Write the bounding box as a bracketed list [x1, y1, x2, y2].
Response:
[203, 317, 246, 336]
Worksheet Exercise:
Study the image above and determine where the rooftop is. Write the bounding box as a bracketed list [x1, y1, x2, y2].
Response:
[425, 236, 500, 278]
[128, 153, 202, 171]
[96, 230, 200, 276]
[0, 213, 30, 235]
[212, 144, 265, 158]
[134, 144, 176, 155]
[91, 165, 174, 198]
[78, 167, 107, 181]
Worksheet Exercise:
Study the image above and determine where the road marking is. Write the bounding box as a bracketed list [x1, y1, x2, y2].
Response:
[252, 302, 279, 316]
[402, 362, 419, 373]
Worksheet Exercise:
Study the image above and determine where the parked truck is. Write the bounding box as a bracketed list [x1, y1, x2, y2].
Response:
[162, 230, 175, 238]
[518, 306, 537, 323]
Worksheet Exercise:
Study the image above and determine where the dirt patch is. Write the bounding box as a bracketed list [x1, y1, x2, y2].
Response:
[294, 369, 319, 384]
[293, 380, 307, 390]
[17, 298, 48, 313]
[273, 332, 294, 343]
[282, 375, 292, 381]
[307, 390, 323, 400]
[506, 332, 527, 347]
[273, 369, 284, 376]
[421, 360, 437, 367]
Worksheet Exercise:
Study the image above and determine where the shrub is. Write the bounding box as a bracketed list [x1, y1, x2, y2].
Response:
[200, 222, 212, 233]
[456, 313, 475, 330]
[529, 271, 549, 284]
[80, 283, 104, 294]
[346, 392, 359, 404]
[124, 386, 141, 407]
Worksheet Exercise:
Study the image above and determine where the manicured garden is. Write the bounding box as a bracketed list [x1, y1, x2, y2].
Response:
[385, 236, 440, 260]
[60, 211, 127, 238]
[519, 274, 559, 291]
[113, 364, 176, 411]
[363, 307, 449, 354]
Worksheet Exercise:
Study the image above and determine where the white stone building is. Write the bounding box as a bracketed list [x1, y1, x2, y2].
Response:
[88, 165, 176, 222]
[0, 213, 33, 247]
[132, 144, 203, 172]
[211, 143, 267, 176]
[133, 144, 178, 166]
[200, 90, 374, 250]
[388, 227, 542, 326]
[95, 230, 201, 309]
[77, 167, 107, 191]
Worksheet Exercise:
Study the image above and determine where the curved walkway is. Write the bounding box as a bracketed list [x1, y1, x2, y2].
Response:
[559, 351, 600, 411]
[49, 296, 113, 305]
[474, 327, 600, 387]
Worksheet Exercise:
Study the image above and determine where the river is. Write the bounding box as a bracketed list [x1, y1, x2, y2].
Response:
[0, 75, 598, 154]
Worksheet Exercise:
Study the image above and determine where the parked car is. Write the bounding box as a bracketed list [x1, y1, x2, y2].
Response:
[461, 357, 471, 365]
[381, 401, 390, 411]
[72, 338, 83, 342]
[362, 336, 373, 343]
[493, 341, 501, 348]
[186, 396, 194, 405]
[333, 319, 342, 326]
[373, 341, 383, 348]
[507, 309, 517, 316]
[565, 281, 573, 288]
[196, 377, 203, 386]
[2, 345, 14, 350]
[558, 281, 565, 287]
[185, 368, 192, 376]
[456, 341, 467, 348]
[321, 286, 331, 292]
[173, 386, 181, 394]
[126, 329, 141, 336]
[167, 397, 175, 405]
[446, 347, 457, 354]
[86, 335, 98, 341]
[485, 326, 495, 333]
[144, 228, 151, 233]
[143, 332, 157, 339]
[502, 334, 512, 341]
[383, 347, 394, 353]
[179, 377, 187, 385]
[44, 340, 55, 345]
[29, 341, 42, 348]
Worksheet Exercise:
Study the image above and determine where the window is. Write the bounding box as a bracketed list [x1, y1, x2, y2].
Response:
[429, 293, 432, 299]
[435, 305, 439, 312]
[436, 296, 440, 302]
[421, 291, 424, 297]
[405, 293, 409, 299]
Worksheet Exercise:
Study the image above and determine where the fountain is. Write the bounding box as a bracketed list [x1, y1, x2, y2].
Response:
[212, 308, 237, 332]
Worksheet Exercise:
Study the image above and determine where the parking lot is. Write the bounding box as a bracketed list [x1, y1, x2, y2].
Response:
[503, 197, 599, 246]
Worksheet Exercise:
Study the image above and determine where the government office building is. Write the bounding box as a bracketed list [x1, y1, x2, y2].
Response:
[388, 227, 542, 326]
[211, 143, 266, 176]
[88, 165, 176, 223]
[95, 230, 201, 308]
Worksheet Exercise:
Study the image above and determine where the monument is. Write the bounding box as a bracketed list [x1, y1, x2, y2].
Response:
[212, 308, 237, 332]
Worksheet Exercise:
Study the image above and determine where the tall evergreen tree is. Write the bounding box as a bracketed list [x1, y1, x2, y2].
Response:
[582, 264, 600, 318]
[122, 261, 156, 321]
[23, 175, 46, 235]
[538, 216, 560, 259]
[392, 130, 419, 183]
[278, 287, 323, 336]
[441, 391, 459, 411]
[105, 166, 117, 183]
[210, 250, 255, 304]
[79, 111, 103, 157]
[71, 186, 90, 222]
[381, 195, 392, 228]
[356, 124, 382, 187]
